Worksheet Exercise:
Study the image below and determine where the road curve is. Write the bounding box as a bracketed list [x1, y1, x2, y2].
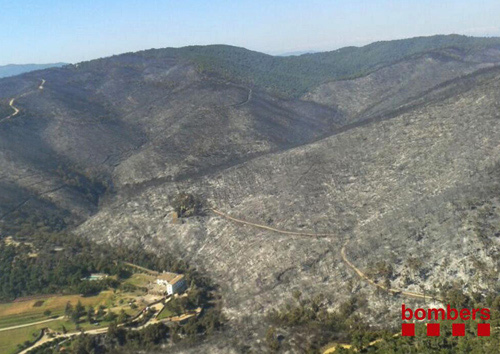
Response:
[211, 208, 440, 301]
[9, 99, 19, 117]
[18, 327, 109, 354]
[1, 79, 45, 123]
[0, 98, 21, 123]
[231, 88, 252, 107]
[340, 241, 440, 300]
[211, 208, 333, 237]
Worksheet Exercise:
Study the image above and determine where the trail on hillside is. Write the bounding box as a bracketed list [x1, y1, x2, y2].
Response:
[211, 208, 333, 237]
[0, 98, 19, 123]
[211, 208, 441, 301]
[8, 98, 19, 117]
[322, 334, 400, 353]
[0, 79, 45, 123]
[231, 87, 253, 107]
[0, 98, 20, 123]
[340, 242, 440, 300]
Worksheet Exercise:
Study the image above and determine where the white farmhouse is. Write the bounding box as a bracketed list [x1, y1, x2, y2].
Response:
[156, 272, 187, 295]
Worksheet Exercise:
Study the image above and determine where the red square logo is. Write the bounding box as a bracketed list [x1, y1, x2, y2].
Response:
[452, 323, 465, 336]
[427, 323, 440, 336]
[478, 323, 490, 337]
[402, 323, 415, 336]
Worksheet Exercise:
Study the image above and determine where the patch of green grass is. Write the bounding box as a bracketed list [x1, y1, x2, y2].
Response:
[0, 292, 114, 329]
[123, 273, 155, 288]
[0, 278, 155, 352]
[157, 306, 175, 320]
[0, 323, 47, 354]
[0, 316, 117, 354]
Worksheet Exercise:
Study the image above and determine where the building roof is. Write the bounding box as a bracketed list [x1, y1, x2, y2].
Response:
[157, 272, 185, 285]
[169, 274, 185, 286]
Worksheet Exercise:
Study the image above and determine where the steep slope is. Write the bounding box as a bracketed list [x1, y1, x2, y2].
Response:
[304, 47, 500, 120]
[3, 37, 500, 230]
[77, 65, 500, 350]
[0, 51, 343, 230]
[1, 37, 500, 231]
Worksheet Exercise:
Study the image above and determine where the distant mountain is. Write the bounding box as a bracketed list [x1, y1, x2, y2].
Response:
[129, 34, 500, 98]
[0, 63, 67, 78]
[277, 50, 319, 56]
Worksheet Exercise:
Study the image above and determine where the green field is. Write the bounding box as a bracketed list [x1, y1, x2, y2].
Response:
[123, 273, 155, 288]
[0, 266, 160, 353]
[0, 285, 152, 353]
[0, 322, 46, 354]
[157, 306, 175, 320]
[0, 317, 121, 354]
[0, 291, 114, 329]
[0, 292, 114, 354]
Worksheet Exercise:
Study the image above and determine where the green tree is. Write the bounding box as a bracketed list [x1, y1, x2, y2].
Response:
[96, 305, 106, 318]
[64, 302, 73, 318]
[118, 309, 128, 324]
[87, 306, 95, 323]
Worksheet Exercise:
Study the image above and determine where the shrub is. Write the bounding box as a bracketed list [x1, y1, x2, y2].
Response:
[171, 192, 202, 217]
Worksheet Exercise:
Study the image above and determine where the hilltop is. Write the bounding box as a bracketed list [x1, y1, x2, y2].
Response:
[0, 63, 67, 79]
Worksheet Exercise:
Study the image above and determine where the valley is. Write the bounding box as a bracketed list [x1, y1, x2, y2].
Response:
[1, 34, 500, 352]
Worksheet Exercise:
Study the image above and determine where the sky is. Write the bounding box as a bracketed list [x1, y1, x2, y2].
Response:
[1, 0, 500, 65]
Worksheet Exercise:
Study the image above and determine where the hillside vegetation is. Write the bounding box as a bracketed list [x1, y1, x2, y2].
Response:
[136, 35, 500, 97]
[0, 63, 66, 79]
[2, 35, 500, 353]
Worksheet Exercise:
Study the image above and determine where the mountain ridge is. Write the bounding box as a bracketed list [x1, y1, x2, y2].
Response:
[0, 63, 67, 79]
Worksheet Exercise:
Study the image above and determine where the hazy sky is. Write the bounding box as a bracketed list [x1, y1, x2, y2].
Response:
[1, 0, 500, 65]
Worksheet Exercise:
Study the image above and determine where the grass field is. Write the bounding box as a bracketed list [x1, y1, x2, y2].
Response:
[0, 317, 122, 354]
[0, 322, 46, 354]
[0, 269, 159, 353]
[157, 306, 175, 320]
[0, 285, 156, 353]
[123, 273, 155, 288]
[0, 291, 114, 329]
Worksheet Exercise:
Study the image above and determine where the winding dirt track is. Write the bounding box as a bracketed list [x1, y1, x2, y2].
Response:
[8, 98, 19, 117]
[0, 98, 20, 123]
[340, 243, 438, 300]
[232, 88, 252, 107]
[211, 208, 441, 301]
[1, 79, 45, 123]
[0, 98, 21, 124]
[211, 208, 333, 237]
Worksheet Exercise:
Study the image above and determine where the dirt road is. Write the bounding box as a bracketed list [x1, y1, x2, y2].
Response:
[211, 208, 334, 237]
[0, 316, 63, 333]
[1, 79, 45, 123]
[341, 241, 441, 300]
[212, 208, 439, 300]
[232, 88, 252, 107]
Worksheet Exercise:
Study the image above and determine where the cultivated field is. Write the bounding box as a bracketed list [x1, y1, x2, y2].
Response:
[0, 272, 157, 353]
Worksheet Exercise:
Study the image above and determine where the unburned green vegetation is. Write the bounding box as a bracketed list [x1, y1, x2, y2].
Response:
[135, 35, 500, 98]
